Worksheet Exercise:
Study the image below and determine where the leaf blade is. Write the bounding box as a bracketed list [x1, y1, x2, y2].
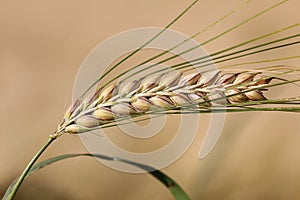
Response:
[3, 153, 190, 200]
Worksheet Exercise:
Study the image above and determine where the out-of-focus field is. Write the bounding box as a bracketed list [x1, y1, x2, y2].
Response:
[1, 0, 300, 199]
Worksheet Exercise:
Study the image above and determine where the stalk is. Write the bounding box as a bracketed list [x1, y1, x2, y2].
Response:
[6, 136, 56, 200]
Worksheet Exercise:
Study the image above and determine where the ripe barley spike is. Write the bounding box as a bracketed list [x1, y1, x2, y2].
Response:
[54, 70, 277, 136]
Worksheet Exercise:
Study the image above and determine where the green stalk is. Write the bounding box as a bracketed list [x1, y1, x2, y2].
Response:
[6, 136, 56, 200]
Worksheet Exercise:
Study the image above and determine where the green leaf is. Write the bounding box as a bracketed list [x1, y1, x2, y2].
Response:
[3, 153, 190, 200]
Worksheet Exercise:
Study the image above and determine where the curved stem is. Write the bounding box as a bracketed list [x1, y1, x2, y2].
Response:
[7, 136, 56, 200]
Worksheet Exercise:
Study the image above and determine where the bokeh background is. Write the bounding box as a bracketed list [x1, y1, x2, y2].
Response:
[1, 0, 300, 199]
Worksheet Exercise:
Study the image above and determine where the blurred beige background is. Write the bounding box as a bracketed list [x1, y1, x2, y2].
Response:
[1, 0, 300, 199]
